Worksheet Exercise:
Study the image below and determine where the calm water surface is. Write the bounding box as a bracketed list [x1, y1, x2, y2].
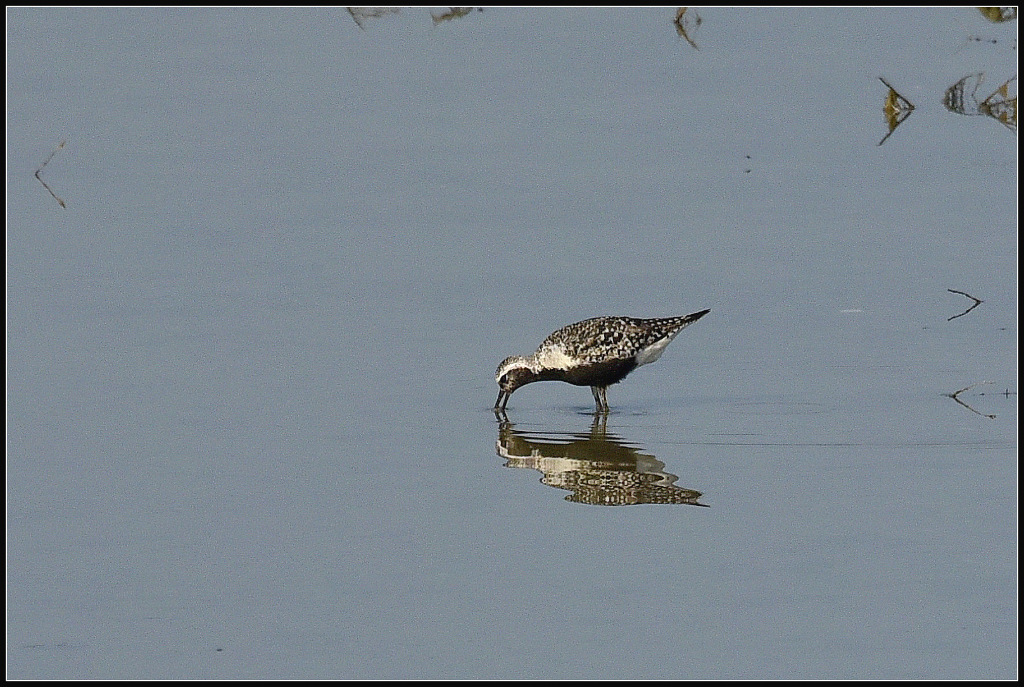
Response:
[7, 7, 1017, 679]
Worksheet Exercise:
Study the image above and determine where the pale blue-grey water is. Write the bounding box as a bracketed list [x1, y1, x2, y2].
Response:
[6, 7, 1017, 679]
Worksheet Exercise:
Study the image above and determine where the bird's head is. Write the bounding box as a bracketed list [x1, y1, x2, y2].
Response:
[494, 355, 540, 410]
[496, 355, 538, 393]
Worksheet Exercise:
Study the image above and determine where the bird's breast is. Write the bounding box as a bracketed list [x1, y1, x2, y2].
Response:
[536, 345, 578, 371]
[558, 358, 639, 387]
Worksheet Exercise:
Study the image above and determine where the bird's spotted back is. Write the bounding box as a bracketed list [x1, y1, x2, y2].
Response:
[541, 315, 700, 364]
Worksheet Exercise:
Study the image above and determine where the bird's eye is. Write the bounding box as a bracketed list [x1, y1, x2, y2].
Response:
[498, 374, 508, 386]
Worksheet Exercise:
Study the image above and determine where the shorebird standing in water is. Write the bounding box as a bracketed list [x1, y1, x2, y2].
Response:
[494, 309, 710, 412]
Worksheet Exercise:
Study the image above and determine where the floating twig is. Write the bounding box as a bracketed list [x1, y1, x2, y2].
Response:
[346, 7, 400, 30]
[945, 381, 996, 419]
[979, 75, 1017, 133]
[947, 288, 983, 321]
[977, 7, 1017, 22]
[431, 7, 478, 25]
[942, 73, 1017, 132]
[34, 140, 67, 208]
[878, 77, 915, 146]
[673, 7, 702, 49]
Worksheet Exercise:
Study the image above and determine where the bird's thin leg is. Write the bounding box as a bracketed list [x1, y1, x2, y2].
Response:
[591, 386, 609, 412]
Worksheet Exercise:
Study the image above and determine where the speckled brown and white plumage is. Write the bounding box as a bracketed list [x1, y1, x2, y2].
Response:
[494, 309, 710, 412]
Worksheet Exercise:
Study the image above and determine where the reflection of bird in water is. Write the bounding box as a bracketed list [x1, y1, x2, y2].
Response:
[494, 309, 710, 412]
[495, 415, 707, 507]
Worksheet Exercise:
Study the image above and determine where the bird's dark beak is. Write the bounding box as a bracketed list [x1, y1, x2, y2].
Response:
[495, 389, 509, 410]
